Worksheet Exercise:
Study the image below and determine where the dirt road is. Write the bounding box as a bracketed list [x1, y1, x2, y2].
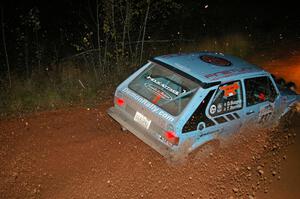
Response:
[1, 102, 299, 199]
[0, 52, 299, 199]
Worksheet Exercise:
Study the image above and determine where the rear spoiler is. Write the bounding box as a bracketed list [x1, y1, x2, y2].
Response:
[150, 58, 221, 89]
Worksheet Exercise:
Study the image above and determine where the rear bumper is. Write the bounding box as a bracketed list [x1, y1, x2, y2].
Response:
[107, 106, 174, 158]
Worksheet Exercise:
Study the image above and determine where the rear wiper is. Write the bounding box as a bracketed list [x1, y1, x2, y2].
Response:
[159, 87, 199, 106]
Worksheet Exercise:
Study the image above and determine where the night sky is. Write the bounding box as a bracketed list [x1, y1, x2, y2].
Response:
[2, 0, 299, 38]
[0, 0, 299, 72]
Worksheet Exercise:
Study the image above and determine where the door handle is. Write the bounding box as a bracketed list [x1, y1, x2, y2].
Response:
[246, 110, 255, 115]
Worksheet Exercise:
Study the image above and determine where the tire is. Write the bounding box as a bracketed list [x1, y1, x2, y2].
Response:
[189, 139, 220, 160]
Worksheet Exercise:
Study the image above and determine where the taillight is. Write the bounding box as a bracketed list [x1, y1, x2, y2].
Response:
[165, 131, 179, 145]
[116, 97, 125, 106]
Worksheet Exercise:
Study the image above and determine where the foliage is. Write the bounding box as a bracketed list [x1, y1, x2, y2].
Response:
[0, 33, 257, 116]
[0, 0, 292, 115]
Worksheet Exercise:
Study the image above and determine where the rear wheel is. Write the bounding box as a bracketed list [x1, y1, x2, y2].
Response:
[167, 139, 221, 164]
[189, 139, 221, 160]
[167, 138, 193, 165]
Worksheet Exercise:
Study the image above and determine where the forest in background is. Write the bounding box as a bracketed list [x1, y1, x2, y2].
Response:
[0, 0, 298, 116]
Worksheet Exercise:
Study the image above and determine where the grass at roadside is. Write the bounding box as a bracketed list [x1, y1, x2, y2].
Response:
[0, 60, 132, 118]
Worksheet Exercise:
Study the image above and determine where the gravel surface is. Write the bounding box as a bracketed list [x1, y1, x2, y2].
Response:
[1, 52, 299, 199]
[0, 101, 299, 199]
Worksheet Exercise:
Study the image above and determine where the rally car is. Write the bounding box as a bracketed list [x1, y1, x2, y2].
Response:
[107, 52, 299, 158]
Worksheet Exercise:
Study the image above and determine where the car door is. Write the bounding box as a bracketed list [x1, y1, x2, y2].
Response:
[205, 80, 244, 135]
[242, 75, 279, 128]
[180, 82, 243, 149]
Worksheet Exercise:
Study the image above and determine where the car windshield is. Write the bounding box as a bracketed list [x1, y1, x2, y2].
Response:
[128, 62, 200, 115]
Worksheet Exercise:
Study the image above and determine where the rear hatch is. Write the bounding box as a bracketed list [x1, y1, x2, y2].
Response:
[117, 61, 201, 145]
[120, 88, 172, 142]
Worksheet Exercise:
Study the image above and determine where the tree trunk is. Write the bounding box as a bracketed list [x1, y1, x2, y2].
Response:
[125, 1, 133, 61]
[104, 33, 108, 66]
[139, 0, 150, 64]
[111, 0, 118, 54]
[24, 33, 29, 79]
[96, 0, 101, 65]
[35, 30, 41, 72]
[120, 0, 128, 56]
[1, 7, 11, 88]
[127, 25, 133, 61]
[135, 23, 142, 61]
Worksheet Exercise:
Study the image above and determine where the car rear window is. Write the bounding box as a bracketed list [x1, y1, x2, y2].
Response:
[128, 62, 200, 116]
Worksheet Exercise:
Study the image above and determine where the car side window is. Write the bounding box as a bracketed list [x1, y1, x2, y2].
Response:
[244, 76, 277, 106]
[208, 81, 243, 116]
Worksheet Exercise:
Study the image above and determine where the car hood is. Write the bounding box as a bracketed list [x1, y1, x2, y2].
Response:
[280, 89, 300, 106]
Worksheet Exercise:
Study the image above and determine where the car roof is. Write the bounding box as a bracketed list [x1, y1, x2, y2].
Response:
[151, 52, 268, 84]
